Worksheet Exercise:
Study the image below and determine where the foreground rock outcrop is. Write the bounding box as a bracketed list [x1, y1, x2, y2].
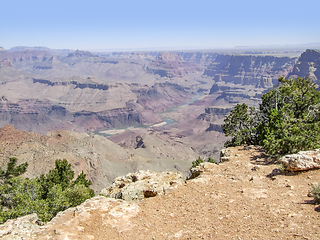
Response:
[2, 146, 320, 239]
[100, 170, 184, 201]
[0, 214, 42, 240]
[279, 149, 320, 171]
[31, 196, 139, 240]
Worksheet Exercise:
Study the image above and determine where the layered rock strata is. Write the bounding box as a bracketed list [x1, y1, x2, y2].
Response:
[288, 49, 320, 82]
[204, 54, 297, 87]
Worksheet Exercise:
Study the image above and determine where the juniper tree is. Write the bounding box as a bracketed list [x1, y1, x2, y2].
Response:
[222, 77, 320, 156]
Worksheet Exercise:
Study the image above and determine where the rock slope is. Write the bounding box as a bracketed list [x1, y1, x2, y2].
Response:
[0, 125, 198, 193]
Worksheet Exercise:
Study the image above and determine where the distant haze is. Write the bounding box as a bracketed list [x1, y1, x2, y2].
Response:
[1, 0, 320, 51]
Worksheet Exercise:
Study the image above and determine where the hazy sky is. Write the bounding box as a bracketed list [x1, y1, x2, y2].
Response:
[1, 0, 320, 51]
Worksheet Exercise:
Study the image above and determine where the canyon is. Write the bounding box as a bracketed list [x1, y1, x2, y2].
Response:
[0, 47, 319, 192]
[1, 46, 320, 239]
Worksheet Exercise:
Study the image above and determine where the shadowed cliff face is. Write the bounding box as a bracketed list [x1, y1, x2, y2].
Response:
[204, 54, 297, 87]
[204, 54, 297, 108]
[288, 49, 320, 82]
[33, 79, 110, 90]
[0, 99, 158, 134]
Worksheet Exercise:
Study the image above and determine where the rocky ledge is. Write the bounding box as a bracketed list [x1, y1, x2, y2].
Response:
[100, 170, 184, 201]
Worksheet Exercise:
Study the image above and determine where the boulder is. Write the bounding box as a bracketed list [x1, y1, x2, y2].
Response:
[135, 136, 146, 149]
[279, 149, 320, 171]
[100, 170, 184, 201]
[188, 162, 216, 180]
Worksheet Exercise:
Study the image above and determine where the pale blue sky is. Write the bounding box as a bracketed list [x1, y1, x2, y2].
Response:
[1, 0, 320, 51]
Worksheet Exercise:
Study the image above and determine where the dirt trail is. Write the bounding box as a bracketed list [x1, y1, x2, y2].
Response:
[32, 146, 320, 240]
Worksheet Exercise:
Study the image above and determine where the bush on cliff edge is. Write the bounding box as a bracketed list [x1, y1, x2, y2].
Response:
[222, 77, 320, 156]
[0, 159, 94, 223]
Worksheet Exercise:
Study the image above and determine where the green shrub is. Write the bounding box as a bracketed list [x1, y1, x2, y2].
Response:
[190, 156, 204, 169]
[0, 158, 28, 183]
[222, 103, 259, 147]
[310, 184, 320, 204]
[0, 158, 94, 224]
[208, 157, 217, 164]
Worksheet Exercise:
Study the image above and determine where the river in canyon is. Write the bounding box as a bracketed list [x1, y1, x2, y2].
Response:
[94, 91, 201, 137]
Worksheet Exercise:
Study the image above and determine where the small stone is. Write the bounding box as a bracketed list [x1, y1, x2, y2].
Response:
[269, 168, 281, 176]
[220, 148, 232, 162]
[251, 166, 259, 171]
[220, 157, 231, 162]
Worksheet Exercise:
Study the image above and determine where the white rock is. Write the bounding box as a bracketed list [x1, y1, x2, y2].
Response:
[279, 149, 320, 171]
[220, 148, 232, 162]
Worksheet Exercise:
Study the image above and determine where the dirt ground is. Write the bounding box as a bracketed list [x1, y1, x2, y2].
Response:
[30, 145, 320, 240]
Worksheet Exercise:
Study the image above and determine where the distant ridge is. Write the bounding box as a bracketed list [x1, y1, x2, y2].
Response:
[234, 42, 320, 50]
[5, 43, 320, 55]
[7, 46, 73, 55]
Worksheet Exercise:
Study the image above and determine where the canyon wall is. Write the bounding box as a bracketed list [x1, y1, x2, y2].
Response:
[288, 49, 320, 83]
[204, 54, 297, 88]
